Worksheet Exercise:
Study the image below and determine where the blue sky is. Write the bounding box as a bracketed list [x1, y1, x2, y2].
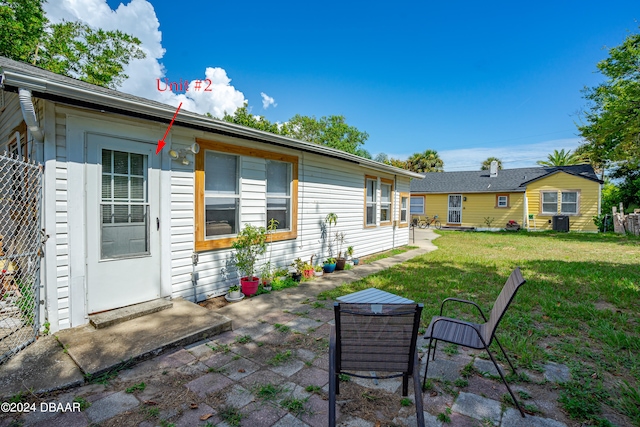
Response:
[53, 1, 640, 170]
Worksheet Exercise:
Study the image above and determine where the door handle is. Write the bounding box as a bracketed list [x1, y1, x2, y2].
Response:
[156, 217, 160, 231]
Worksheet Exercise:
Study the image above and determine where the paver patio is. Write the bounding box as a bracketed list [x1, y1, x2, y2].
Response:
[0, 230, 579, 427]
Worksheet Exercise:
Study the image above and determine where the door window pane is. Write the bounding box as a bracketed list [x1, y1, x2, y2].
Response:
[100, 149, 149, 258]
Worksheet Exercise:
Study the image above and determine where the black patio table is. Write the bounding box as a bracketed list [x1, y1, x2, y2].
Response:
[336, 287, 415, 304]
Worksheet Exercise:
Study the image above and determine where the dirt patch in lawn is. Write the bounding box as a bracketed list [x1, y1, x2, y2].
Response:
[199, 295, 229, 310]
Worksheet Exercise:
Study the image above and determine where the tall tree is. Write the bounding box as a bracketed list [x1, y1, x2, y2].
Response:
[223, 108, 371, 159]
[536, 149, 583, 166]
[285, 114, 369, 155]
[577, 29, 640, 172]
[577, 28, 640, 209]
[480, 157, 503, 170]
[405, 149, 444, 173]
[0, 0, 145, 89]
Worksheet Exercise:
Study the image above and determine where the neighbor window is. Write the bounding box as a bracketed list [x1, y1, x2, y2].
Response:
[496, 195, 509, 208]
[541, 191, 558, 214]
[204, 152, 239, 237]
[380, 181, 392, 224]
[410, 196, 424, 215]
[366, 177, 377, 226]
[195, 139, 298, 251]
[561, 191, 579, 214]
[266, 160, 291, 230]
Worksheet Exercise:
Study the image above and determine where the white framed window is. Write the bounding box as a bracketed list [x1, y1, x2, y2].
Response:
[541, 191, 558, 215]
[400, 195, 408, 224]
[380, 182, 392, 224]
[204, 151, 239, 238]
[496, 195, 508, 208]
[365, 177, 377, 226]
[410, 196, 424, 215]
[266, 160, 292, 230]
[561, 191, 579, 214]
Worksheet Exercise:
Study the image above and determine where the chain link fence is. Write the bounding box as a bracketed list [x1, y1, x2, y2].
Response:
[0, 153, 43, 364]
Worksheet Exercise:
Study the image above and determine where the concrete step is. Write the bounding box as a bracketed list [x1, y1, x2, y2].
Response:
[57, 299, 232, 377]
[89, 298, 173, 329]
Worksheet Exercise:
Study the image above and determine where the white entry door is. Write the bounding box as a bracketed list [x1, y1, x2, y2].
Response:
[86, 134, 161, 313]
[448, 194, 462, 224]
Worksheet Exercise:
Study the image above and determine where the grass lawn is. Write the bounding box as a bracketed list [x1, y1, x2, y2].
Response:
[319, 231, 640, 426]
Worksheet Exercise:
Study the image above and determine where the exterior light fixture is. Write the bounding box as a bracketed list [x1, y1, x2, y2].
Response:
[168, 145, 197, 166]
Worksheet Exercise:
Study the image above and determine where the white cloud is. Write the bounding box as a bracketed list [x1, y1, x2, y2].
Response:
[42, 0, 246, 117]
[260, 92, 277, 109]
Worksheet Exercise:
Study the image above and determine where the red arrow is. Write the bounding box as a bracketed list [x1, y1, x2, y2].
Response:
[156, 102, 182, 154]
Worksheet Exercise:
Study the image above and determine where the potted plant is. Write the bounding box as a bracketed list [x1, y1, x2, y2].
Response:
[324, 213, 338, 258]
[346, 246, 357, 266]
[260, 262, 273, 291]
[314, 265, 324, 277]
[290, 258, 306, 282]
[335, 232, 347, 270]
[303, 262, 314, 279]
[323, 257, 336, 273]
[274, 267, 289, 282]
[227, 284, 243, 300]
[232, 224, 267, 296]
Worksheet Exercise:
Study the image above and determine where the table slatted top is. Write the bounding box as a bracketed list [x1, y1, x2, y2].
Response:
[336, 288, 414, 304]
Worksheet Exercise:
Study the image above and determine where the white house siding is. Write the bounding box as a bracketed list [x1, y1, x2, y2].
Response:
[187, 138, 411, 302]
[0, 92, 24, 150]
[52, 109, 70, 331]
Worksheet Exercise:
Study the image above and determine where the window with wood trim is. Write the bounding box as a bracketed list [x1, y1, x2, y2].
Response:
[195, 139, 298, 251]
[380, 180, 393, 225]
[400, 193, 409, 226]
[365, 177, 377, 226]
[496, 194, 509, 208]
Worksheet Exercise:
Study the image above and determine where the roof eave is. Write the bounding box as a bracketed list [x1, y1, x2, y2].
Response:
[1, 67, 423, 179]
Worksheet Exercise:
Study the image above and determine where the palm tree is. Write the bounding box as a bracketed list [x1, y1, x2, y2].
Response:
[481, 157, 503, 170]
[537, 149, 584, 166]
[406, 149, 444, 173]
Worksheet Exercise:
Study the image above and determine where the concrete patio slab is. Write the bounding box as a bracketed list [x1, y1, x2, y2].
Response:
[451, 392, 502, 425]
[55, 299, 231, 376]
[0, 335, 84, 399]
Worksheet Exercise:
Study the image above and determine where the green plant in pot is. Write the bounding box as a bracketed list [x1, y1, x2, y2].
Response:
[232, 224, 267, 296]
[227, 284, 242, 300]
[290, 258, 308, 282]
[323, 257, 336, 273]
[260, 262, 273, 290]
[335, 232, 347, 270]
[314, 265, 324, 277]
[346, 246, 359, 265]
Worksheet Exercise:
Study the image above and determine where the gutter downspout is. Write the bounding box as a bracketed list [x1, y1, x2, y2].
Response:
[19, 88, 44, 145]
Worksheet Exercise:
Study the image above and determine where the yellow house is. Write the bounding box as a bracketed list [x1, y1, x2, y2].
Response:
[410, 165, 603, 232]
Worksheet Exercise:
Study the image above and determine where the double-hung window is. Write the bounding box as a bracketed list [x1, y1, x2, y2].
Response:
[496, 194, 509, 208]
[541, 191, 558, 215]
[365, 177, 377, 226]
[561, 191, 578, 214]
[400, 194, 409, 225]
[410, 196, 424, 215]
[195, 139, 298, 251]
[204, 152, 239, 237]
[266, 160, 291, 230]
[380, 181, 392, 224]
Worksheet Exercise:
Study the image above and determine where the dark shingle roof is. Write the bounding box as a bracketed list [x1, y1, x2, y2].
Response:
[410, 164, 602, 193]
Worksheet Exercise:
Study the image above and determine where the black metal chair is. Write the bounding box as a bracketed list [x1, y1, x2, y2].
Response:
[329, 302, 425, 427]
[422, 267, 527, 417]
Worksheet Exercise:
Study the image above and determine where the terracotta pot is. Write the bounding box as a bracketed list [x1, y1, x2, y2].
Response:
[240, 276, 260, 296]
[335, 258, 346, 270]
[303, 269, 314, 279]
